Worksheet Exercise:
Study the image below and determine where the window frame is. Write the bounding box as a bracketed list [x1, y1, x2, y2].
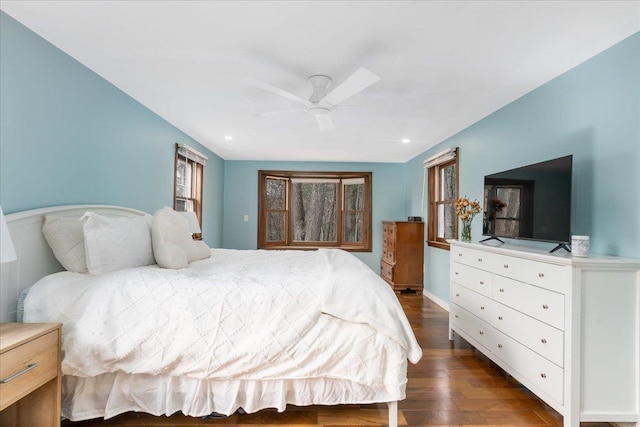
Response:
[173, 143, 205, 239]
[258, 170, 372, 252]
[427, 148, 459, 250]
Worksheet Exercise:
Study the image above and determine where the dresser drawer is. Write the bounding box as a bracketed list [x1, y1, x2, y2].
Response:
[380, 260, 394, 283]
[494, 254, 570, 292]
[450, 304, 494, 351]
[493, 301, 564, 367]
[493, 329, 564, 405]
[451, 246, 495, 271]
[0, 330, 59, 410]
[451, 283, 493, 324]
[493, 275, 565, 330]
[451, 262, 492, 298]
[383, 223, 396, 243]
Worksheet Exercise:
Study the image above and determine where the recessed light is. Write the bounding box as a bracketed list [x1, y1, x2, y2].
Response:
[401, 138, 410, 144]
[224, 135, 233, 140]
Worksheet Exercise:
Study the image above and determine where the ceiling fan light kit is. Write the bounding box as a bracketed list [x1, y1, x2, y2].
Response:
[251, 67, 380, 131]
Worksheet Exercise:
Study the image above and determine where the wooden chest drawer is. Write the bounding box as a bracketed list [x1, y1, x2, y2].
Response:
[383, 223, 396, 239]
[451, 262, 492, 298]
[0, 330, 59, 410]
[380, 260, 394, 283]
[493, 275, 565, 330]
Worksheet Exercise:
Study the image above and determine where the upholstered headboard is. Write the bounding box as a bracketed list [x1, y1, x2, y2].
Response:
[0, 205, 148, 322]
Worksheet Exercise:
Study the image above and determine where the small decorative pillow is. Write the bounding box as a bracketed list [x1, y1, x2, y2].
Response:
[83, 212, 155, 275]
[42, 215, 88, 273]
[152, 207, 210, 269]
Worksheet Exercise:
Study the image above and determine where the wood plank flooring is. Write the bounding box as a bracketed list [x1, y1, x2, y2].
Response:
[62, 294, 612, 427]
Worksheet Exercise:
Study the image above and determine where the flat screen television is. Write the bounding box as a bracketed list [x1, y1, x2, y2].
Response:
[481, 155, 573, 252]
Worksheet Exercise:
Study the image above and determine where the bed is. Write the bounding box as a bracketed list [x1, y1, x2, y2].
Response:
[1, 205, 422, 425]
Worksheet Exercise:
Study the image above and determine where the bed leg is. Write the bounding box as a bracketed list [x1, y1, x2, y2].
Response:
[387, 401, 398, 427]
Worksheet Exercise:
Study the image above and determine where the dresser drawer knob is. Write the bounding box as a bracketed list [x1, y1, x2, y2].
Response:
[480, 306, 485, 310]
[479, 281, 484, 285]
[540, 373, 547, 379]
[0, 363, 38, 384]
[478, 258, 483, 262]
[497, 344, 503, 349]
[455, 272, 459, 275]
[541, 338, 547, 344]
[498, 316, 503, 320]
[458, 253, 462, 257]
[542, 304, 549, 310]
[454, 314, 459, 318]
[503, 264, 509, 269]
[455, 293, 460, 297]
[538, 272, 545, 278]
[479, 331, 484, 335]
[499, 288, 505, 293]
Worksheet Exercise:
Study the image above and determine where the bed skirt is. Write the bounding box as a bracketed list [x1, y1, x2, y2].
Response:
[62, 373, 405, 421]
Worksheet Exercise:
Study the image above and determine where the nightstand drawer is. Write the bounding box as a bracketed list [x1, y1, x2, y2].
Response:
[0, 330, 58, 410]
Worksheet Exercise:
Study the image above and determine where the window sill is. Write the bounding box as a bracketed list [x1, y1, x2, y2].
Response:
[427, 240, 450, 251]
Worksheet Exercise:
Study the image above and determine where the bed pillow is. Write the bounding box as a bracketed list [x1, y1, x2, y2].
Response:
[42, 215, 88, 273]
[83, 212, 155, 275]
[152, 207, 210, 269]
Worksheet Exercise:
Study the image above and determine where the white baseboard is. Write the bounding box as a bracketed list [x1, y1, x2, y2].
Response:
[422, 289, 450, 312]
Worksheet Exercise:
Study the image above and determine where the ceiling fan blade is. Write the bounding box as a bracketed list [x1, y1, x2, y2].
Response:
[315, 114, 334, 131]
[320, 67, 380, 106]
[248, 77, 311, 107]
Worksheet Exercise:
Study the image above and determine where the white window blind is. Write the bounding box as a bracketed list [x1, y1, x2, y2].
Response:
[341, 177, 365, 185]
[290, 178, 341, 184]
[177, 144, 208, 166]
[423, 147, 457, 169]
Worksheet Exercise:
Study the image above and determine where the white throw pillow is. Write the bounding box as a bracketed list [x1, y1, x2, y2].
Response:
[42, 215, 88, 273]
[152, 207, 210, 269]
[83, 212, 155, 275]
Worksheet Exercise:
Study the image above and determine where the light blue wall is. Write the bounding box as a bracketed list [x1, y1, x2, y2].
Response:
[0, 12, 224, 246]
[3, 10, 637, 303]
[406, 32, 640, 304]
[223, 161, 406, 269]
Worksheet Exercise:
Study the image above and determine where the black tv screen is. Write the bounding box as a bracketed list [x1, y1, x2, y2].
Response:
[482, 155, 572, 244]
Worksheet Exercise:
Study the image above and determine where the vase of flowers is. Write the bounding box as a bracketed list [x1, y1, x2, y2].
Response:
[454, 196, 482, 242]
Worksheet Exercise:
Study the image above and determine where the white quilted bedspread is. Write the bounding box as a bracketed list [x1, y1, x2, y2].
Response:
[24, 249, 421, 389]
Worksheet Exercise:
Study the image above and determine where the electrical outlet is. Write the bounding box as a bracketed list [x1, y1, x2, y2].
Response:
[243, 214, 249, 222]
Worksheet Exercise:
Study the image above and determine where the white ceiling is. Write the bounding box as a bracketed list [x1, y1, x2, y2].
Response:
[1, 1, 639, 163]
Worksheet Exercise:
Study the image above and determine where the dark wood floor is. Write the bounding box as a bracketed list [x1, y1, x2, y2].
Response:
[62, 294, 612, 426]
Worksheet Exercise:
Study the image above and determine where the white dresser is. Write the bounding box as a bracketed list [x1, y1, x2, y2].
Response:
[449, 241, 640, 427]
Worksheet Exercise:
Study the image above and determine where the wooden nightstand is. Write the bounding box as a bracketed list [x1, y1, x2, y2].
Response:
[0, 323, 62, 426]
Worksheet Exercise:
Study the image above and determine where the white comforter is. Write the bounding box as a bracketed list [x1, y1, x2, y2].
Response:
[25, 249, 421, 395]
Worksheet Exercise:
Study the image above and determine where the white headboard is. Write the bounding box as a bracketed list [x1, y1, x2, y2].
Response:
[0, 205, 148, 322]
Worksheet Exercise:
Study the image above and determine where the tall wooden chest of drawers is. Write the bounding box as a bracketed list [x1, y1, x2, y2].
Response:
[380, 221, 424, 292]
[449, 241, 640, 427]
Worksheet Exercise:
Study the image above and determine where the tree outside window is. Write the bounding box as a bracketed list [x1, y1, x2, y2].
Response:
[259, 171, 371, 251]
[426, 148, 459, 250]
[174, 143, 206, 239]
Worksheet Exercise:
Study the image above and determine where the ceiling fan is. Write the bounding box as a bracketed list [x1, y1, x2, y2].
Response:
[249, 67, 380, 131]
